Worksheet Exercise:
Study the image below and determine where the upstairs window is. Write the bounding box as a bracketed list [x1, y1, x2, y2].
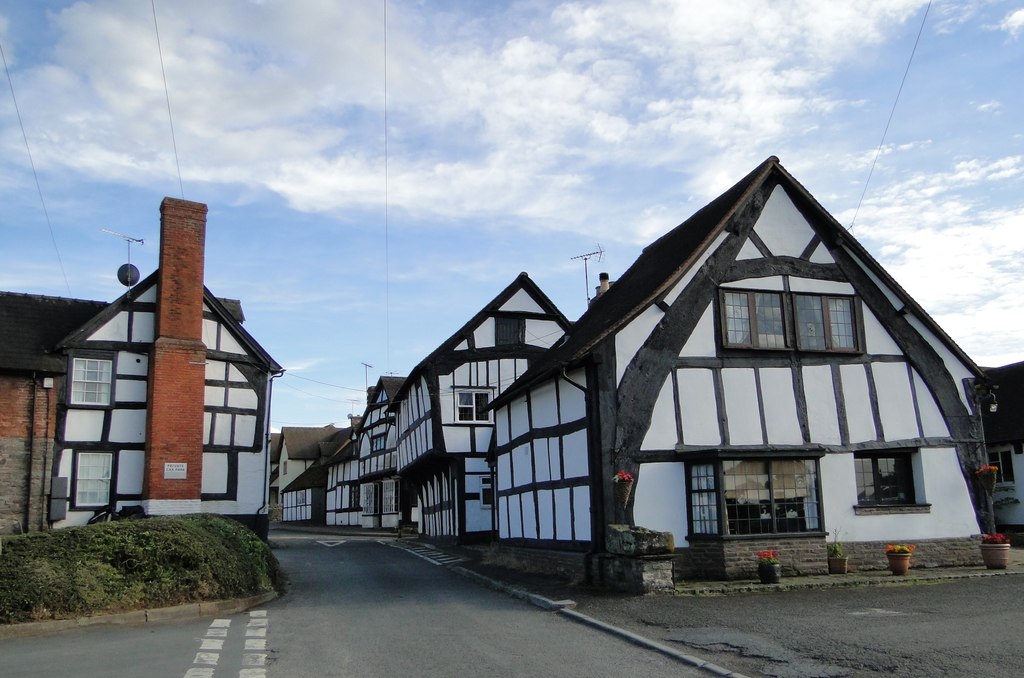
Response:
[480, 476, 494, 509]
[795, 294, 858, 351]
[719, 289, 861, 353]
[370, 434, 386, 453]
[456, 389, 491, 423]
[721, 291, 786, 349]
[71, 357, 112, 405]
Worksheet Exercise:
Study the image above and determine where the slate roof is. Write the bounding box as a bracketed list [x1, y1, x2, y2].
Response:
[379, 376, 407, 401]
[493, 156, 981, 407]
[982, 361, 1024, 444]
[0, 292, 107, 373]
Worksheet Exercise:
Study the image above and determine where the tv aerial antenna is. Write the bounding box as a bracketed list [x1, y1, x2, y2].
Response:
[571, 244, 605, 304]
[360, 362, 374, 391]
[102, 229, 144, 294]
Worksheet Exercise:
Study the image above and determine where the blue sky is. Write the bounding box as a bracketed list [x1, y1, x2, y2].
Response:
[2, 0, 1023, 429]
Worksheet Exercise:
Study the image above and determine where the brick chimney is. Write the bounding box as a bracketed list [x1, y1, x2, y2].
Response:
[143, 198, 208, 512]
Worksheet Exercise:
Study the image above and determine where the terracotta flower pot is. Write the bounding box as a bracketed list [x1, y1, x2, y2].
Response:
[887, 552, 912, 575]
[828, 556, 848, 574]
[980, 543, 1011, 570]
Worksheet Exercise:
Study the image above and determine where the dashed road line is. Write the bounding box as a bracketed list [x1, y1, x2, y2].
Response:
[183, 610, 269, 678]
[385, 540, 467, 566]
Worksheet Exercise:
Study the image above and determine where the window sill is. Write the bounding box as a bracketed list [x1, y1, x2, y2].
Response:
[854, 503, 931, 516]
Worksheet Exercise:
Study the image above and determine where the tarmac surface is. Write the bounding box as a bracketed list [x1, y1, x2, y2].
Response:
[6, 522, 1023, 678]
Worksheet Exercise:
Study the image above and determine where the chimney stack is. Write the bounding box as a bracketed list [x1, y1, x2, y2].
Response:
[143, 198, 209, 512]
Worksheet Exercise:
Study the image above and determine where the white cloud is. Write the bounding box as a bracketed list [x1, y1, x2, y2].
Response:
[1002, 8, 1024, 37]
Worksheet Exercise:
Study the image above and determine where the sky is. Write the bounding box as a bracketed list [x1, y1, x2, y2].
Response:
[2, 0, 1023, 430]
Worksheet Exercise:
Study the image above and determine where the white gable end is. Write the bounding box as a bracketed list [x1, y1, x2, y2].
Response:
[499, 288, 545, 313]
[752, 185, 817, 258]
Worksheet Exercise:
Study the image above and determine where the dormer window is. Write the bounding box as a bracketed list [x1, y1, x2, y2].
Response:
[70, 357, 113, 405]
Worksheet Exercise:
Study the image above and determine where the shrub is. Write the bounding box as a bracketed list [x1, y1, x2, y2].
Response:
[0, 515, 281, 625]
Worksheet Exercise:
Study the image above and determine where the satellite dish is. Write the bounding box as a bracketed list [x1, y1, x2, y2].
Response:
[117, 263, 140, 288]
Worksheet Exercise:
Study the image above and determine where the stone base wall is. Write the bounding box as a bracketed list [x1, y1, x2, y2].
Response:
[478, 544, 588, 583]
[840, 537, 982, 571]
[676, 535, 828, 580]
[675, 535, 984, 580]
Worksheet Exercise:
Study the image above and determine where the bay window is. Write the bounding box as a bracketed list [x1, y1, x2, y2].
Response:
[689, 458, 821, 536]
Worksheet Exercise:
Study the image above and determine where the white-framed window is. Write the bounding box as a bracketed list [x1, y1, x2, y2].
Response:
[382, 479, 399, 514]
[75, 452, 113, 507]
[456, 389, 491, 423]
[362, 483, 377, 516]
[71, 357, 113, 405]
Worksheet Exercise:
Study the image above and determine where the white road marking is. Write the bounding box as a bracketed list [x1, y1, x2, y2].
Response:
[242, 653, 267, 666]
[246, 627, 267, 637]
[206, 627, 228, 637]
[239, 670, 267, 677]
[317, 539, 347, 547]
[184, 610, 270, 678]
[210, 618, 232, 628]
[194, 652, 220, 666]
[199, 639, 224, 650]
[184, 670, 214, 678]
[386, 540, 466, 566]
[245, 639, 267, 650]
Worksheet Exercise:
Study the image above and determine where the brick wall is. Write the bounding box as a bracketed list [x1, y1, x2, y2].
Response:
[143, 198, 208, 503]
[0, 374, 58, 534]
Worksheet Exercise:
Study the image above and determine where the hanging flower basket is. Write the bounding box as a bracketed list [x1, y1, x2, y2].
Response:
[613, 470, 634, 507]
[976, 465, 999, 495]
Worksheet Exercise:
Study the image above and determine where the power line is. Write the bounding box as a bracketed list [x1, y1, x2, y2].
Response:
[151, 0, 184, 199]
[849, 0, 932, 231]
[1, 40, 71, 295]
[283, 372, 367, 392]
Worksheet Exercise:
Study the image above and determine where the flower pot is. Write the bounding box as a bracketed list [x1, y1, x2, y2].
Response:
[887, 553, 912, 575]
[614, 479, 634, 507]
[757, 562, 782, 584]
[828, 556, 848, 574]
[980, 543, 1011, 570]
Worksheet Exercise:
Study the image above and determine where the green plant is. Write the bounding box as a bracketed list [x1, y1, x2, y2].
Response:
[0, 515, 281, 625]
[827, 542, 844, 558]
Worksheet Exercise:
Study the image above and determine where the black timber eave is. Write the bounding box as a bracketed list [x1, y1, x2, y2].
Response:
[389, 272, 571, 409]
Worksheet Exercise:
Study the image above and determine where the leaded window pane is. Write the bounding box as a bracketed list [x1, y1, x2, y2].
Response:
[690, 464, 718, 534]
[828, 298, 856, 349]
[723, 292, 751, 345]
[795, 295, 826, 350]
[754, 293, 786, 348]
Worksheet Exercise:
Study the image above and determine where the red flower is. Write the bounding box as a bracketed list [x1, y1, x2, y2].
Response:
[982, 533, 1010, 545]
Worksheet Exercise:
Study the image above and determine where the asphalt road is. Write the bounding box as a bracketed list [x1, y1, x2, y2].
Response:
[266, 532, 707, 677]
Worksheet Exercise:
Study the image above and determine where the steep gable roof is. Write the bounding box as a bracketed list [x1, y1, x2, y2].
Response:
[0, 292, 108, 373]
[495, 156, 981, 406]
[391, 272, 570, 405]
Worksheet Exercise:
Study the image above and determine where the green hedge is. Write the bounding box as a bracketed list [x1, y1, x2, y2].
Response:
[0, 514, 282, 625]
